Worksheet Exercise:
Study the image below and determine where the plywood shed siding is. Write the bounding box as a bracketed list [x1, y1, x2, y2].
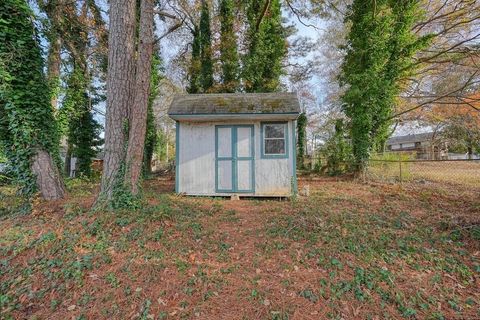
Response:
[177, 120, 295, 196]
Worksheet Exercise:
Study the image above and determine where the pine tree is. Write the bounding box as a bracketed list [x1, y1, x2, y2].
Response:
[199, 0, 213, 92]
[63, 66, 87, 176]
[243, 0, 286, 93]
[70, 107, 103, 177]
[62, 65, 102, 177]
[219, 0, 239, 92]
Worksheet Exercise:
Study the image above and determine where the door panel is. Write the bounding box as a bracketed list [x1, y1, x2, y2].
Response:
[237, 160, 252, 191]
[217, 160, 233, 191]
[217, 127, 232, 158]
[237, 127, 253, 158]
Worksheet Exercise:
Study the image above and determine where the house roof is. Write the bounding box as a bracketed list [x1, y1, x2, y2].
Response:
[168, 93, 301, 121]
[387, 132, 434, 145]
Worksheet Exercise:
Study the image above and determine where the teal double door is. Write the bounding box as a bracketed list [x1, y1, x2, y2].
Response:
[215, 125, 255, 193]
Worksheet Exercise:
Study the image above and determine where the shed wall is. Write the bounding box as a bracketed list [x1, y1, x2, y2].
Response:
[177, 120, 295, 196]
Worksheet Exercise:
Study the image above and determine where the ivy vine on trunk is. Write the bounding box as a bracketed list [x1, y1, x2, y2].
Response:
[340, 0, 432, 173]
[143, 52, 163, 176]
[243, 0, 286, 93]
[219, 0, 240, 93]
[188, 1, 213, 94]
[296, 112, 307, 169]
[0, 0, 66, 200]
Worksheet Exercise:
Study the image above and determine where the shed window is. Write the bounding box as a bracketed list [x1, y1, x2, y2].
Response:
[262, 123, 288, 158]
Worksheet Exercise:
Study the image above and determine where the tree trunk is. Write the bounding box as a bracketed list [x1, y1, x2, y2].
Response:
[47, 36, 62, 110]
[99, 0, 136, 199]
[144, 157, 152, 176]
[124, 0, 154, 194]
[32, 150, 66, 200]
[166, 135, 169, 162]
[64, 143, 72, 177]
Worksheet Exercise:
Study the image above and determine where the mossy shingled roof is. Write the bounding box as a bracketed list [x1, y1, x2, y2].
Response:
[168, 93, 301, 115]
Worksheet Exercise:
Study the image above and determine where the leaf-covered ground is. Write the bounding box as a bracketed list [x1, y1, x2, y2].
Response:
[1, 177, 479, 319]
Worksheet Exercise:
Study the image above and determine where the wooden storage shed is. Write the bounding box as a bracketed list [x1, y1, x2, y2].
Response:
[168, 93, 300, 197]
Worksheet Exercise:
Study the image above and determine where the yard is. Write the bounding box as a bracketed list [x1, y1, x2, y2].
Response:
[1, 177, 479, 319]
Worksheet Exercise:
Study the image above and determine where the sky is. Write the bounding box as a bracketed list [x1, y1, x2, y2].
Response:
[33, 1, 425, 139]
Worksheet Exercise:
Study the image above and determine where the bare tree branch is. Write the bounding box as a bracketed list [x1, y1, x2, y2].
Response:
[390, 71, 479, 120]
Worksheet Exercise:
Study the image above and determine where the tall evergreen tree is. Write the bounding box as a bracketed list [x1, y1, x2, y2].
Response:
[199, 0, 213, 92]
[70, 107, 103, 177]
[188, 1, 213, 94]
[188, 26, 201, 93]
[0, 0, 65, 199]
[63, 66, 102, 177]
[219, 0, 239, 92]
[143, 51, 163, 175]
[54, 0, 105, 178]
[340, 0, 431, 173]
[243, 0, 286, 93]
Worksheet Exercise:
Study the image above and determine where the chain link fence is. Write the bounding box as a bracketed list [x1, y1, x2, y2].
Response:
[300, 153, 480, 188]
[366, 153, 480, 187]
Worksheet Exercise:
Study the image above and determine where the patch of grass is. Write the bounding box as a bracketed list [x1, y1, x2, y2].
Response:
[175, 259, 190, 274]
[299, 288, 319, 303]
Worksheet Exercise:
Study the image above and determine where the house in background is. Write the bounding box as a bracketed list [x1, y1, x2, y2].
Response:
[386, 132, 448, 159]
[168, 93, 300, 197]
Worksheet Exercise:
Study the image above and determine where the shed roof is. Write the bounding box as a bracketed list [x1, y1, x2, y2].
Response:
[168, 93, 301, 120]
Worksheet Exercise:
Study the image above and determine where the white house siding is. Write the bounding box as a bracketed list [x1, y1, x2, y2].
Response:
[177, 120, 295, 196]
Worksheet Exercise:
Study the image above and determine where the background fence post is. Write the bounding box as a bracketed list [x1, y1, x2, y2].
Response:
[399, 157, 403, 183]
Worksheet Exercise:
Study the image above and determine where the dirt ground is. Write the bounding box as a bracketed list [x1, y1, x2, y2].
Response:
[1, 176, 479, 319]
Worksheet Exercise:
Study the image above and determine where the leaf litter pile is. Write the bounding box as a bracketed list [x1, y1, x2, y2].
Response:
[1, 177, 479, 319]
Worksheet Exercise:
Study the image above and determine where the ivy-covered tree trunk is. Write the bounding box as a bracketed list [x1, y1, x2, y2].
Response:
[188, 1, 213, 94]
[62, 62, 102, 178]
[143, 103, 155, 175]
[219, 0, 240, 92]
[340, 0, 431, 173]
[0, 0, 65, 200]
[243, 0, 286, 93]
[47, 36, 62, 110]
[41, 0, 64, 111]
[199, 0, 213, 92]
[143, 52, 162, 176]
[100, 0, 136, 198]
[188, 26, 201, 94]
[64, 142, 72, 177]
[296, 112, 307, 169]
[124, 0, 154, 194]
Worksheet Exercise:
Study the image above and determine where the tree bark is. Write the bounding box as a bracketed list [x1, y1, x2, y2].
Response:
[124, 0, 154, 194]
[47, 36, 62, 110]
[32, 150, 66, 200]
[99, 0, 137, 199]
[41, 0, 65, 111]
